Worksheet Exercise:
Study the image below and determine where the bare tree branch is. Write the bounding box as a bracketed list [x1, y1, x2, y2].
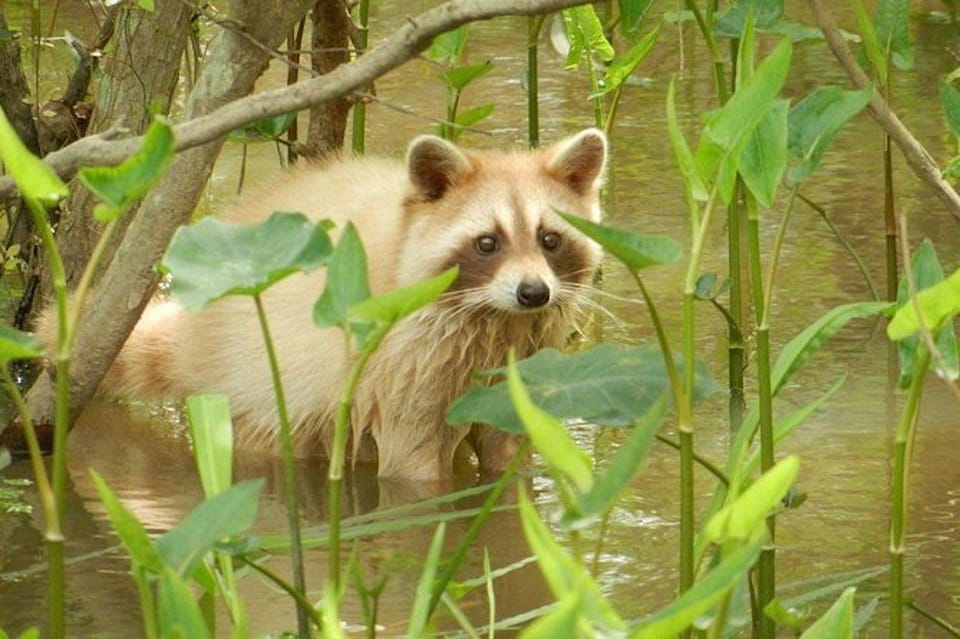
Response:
[0, 0, 587, 202]
[807, 0, 960, 224]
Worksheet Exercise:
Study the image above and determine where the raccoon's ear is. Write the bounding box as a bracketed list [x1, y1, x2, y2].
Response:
[545, 128, 608, 196]
[406, 135, 472, 201]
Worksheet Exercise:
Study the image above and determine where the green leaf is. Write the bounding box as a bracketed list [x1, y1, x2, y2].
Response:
[713, 0, 785, 38]
[137, 0, 156, 10]
[313, 222, 370, 328]
[406, 524, 446, 639]
[90, 470, 164, 573]
[229, 112, 297, 142]
[558, 213, 681, 271]
[163, 212, 334, 311]
[349, 266, 457, 327]
[519, 489, 625, 633]
[632, 538, 763, 637]
[0, 326, 42, 363]
[563, 5, 615, 67]
[506, 352, 593, 493]
[853, 0, 888, 82]
[454, 103, 495, 129]
[891, 240, 959, 386]
[772, 301, 891, 396]
[592, 22, 661, 98]
[939, 79, 960, 139]
[519, 591, 584, 638]
[443, 60, 493, 91]
[702, 455, 800, 545]
[0, 107, 68, 208]
[79, 118, 174, 221]
[185, 395, 233, 497]
[156, 479, 264, 576]
[429, 25, 468, 64]
[446, 344, 717, 433]
[787, 86, 873, 183]
[739, 99, 788, 206]
[157, 568, 212, 639]
[873, 0, 913, 70]
[889, 266, 960, 342]
[799, 587, 856, 638]
[561, 395, 667, 529]
[667, 77, 709, 203]
[619, 0, 655, 38]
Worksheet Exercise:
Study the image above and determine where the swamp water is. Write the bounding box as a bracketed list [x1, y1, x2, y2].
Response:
[1, 2, 960, 636]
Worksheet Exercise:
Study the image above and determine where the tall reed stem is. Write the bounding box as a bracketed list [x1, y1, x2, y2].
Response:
[884, 133, 898, 301]
[727, 184, 745, 432]
[351, 0, 370, 155]
[253, 295, 308, 638]
[527, 15, 544, 148]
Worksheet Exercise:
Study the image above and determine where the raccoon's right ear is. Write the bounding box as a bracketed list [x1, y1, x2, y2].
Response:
[406, 135, 473, 201]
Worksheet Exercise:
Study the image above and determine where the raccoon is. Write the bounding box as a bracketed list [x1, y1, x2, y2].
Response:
[88, 129, 607, 480]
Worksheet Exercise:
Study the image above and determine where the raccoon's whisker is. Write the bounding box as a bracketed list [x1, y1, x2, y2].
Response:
[564, 281, 646, 306]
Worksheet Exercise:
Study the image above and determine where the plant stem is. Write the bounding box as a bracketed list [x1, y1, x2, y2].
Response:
[884, 132, 897, 301]
[239, 556, 325, 629]
[890, 347, 929, 639]
[727, 184, 745, 433]
[745, 194, 776, 639]
[527, 15, 544, 148]
[252, 294, 309, 638]
[684, 0, 729, 102]
[351, 0, 370, 154]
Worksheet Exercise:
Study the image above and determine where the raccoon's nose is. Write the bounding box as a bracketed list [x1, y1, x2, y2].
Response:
[516, 279, 550, 308]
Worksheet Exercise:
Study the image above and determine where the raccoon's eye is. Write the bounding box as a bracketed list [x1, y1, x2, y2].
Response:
[475, 234, 501, 255]
[540, 231, 562, 252]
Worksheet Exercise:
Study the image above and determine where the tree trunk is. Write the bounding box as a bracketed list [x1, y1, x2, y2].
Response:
[304, 0, 353, 160]
[0, 11, 39, 156]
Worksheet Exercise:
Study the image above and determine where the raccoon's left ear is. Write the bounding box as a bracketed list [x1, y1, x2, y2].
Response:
[407, 135, 473, 201]
[545, 128, 608, 196]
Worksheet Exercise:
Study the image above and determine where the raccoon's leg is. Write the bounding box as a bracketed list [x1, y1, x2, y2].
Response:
[375, 422, 470, 481]
[469, 424, 528, 473]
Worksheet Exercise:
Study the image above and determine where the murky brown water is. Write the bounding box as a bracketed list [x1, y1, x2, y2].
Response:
[2, 2, 960, 637]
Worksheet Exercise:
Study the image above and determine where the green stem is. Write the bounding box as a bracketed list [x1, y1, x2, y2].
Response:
[527, 15, 544, 148]
[727, 187, 745, 433]
[426, 442, 529, 617]
[684, 0, 729, 102]
[760, 185, 799, 328]
[351, 0, 370, 154]
[884, 132, 897, 301]
[587, 60, 604, 129]
[655, 434, 729, 486]
[252, 295, 309, 638]
[746, 194, 776, 639]
[239, 556, 325, 630]
[890, 347, 930, 639]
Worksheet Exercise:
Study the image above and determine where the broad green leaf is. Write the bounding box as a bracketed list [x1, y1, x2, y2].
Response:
[313, 222, 370, 328]
[632, 538, 763, 637]
[185, 395, 233, 497]
[443, 60, 493, 91]
[735, 4, 758, 87]
[519, 489, 626, 632]
[453, 103, 495, 129]
[563, 5, 615, 67]
[772, 301, 891, 396]
[0, 326, 41, 363]
[853, 0, 888, 82]
[429, 25, 468, 64]
[156, 479, 264, 576]
[446, 344, 717, 434]
[519, 590, 585, 638]
[0, 107, 68, 208]
[592, 22, 661, 98]
[229, 112, 296, 142]
[406, 524, 446, 639]
[619, 0, 654, 38]
[702, 455, 799, 545]
[163, 212, 334, 311]
[349, 266, 457, 327]
[79, 118, 174, 221]
[667, 78, 709, 203]
[558, 213, 681, 271]
[892, 240, 960, 386]
[713, 0, 785, 38]
[506, 352, 593, 493]
[799, 587, 856, 638]
[157, 568, 212, 639]
[89, 470, 164, 573]
[137, 0, 155, 10]
[940, 80, 960, 139]
[787, 86, 873, 183]
[873, 0, 913, 70]
[561, 395, 667, 529]
[739, 99, 788, 207]
[889, 267, 960, 340]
